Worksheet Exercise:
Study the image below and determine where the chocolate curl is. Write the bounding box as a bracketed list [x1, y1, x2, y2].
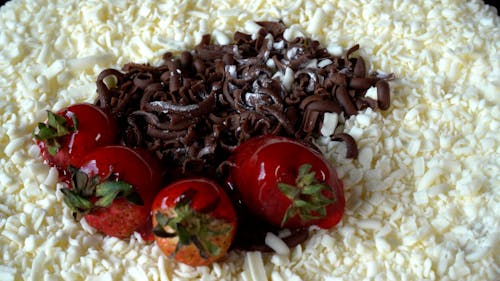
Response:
[95, 69, 125, 108]
[335, 86, 357, 116]
[332, 133, 358, 159]
[93, 22, 396, 251]
[353, 56, 366, 78]
[376, 80, 391, 110]
[95, 21, 393, 182]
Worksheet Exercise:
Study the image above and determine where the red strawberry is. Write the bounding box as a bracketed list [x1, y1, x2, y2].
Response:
[33, 103, 117, 177]
[61, 146, 163, 239]
[152, 178, 237, 266]
[226, 135, 345, 229]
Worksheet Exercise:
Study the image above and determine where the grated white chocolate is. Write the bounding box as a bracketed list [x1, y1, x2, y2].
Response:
[0, 0, 499, 280]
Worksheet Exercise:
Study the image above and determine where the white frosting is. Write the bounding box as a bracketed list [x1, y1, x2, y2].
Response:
[0, 0, 499, 280]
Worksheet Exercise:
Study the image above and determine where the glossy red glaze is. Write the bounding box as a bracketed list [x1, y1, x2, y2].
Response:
[80, 146, 163, 239]
[152, 178, 237, 225]
[151, 178, 238, 266]
[227, 135, 345, 229]
[37, 103, 117, 171]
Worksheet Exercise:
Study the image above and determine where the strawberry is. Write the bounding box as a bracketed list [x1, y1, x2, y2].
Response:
[152, 178, 237, 266]
[226, 135, 345, 229]
[33, 103, 117, 177]
[61, 145, 163, 239]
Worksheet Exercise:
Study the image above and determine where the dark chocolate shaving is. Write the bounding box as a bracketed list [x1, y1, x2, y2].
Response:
[332, 133, 359, 159]
[95, 21, 392, 177]
[376, 80, 391, 110]
[94, 22, 393, 250]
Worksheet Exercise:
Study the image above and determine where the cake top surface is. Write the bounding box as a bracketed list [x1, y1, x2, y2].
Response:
[0, 0, 499, 280]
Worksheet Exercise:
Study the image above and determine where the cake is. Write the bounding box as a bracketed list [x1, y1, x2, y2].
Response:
[0, 0, 498, 280]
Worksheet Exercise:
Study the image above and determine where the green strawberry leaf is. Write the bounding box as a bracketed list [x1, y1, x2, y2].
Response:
[176, 224, 190, 246]
[71, 167, 98, 197]
[33, 110, 78, 155]
[298, 163, 312, 178]
[35, 123, 58, 140]
[277, 183, 300, 199]
[299, 212, 320, 221]
[302, 184, 326, 195]
[278, 163, 337, 227]
[63, 167, 142, 222]
[153, 190, 233, 260]
[94, 190, 120, 208]
[156, 212, 171, 226]
[47, 145, 59, 156]
[316, 206, 328, 217]
[298, 170, 315, 186]
[293, 199, 315, 209]
[94, 181, 135, 207]
[281, 207, 295, 227]
[47, 110, 70, 135]
[61, 188, 93, 211]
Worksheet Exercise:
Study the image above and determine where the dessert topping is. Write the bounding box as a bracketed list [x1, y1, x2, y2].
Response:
[226, 135, 345, 230]
[95, 21, 393, 179]
[63, 146, 163, 239]
[152, 178, 237, 266]
[33, 103, 117, 177]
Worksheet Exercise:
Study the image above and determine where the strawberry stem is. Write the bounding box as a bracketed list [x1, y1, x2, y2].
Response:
[62, 167, 143, 219]
[277, 163, 336, 227]
[153, 189, 231, 259]
[33, 110, 78, 155]
[95, 181, 142, 207]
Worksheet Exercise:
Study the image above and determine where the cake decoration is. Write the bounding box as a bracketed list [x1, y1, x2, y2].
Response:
[94, 22, 393, 180]
[32, 22, 386, 263]
[0, 0, 498, 279]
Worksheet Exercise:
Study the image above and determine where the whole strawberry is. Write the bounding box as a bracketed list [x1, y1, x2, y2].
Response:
[33, 103, 117, 175]
[226, 135, 345, 229]
[152, 178, 237, 266]
[61, 146, 163, 239]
